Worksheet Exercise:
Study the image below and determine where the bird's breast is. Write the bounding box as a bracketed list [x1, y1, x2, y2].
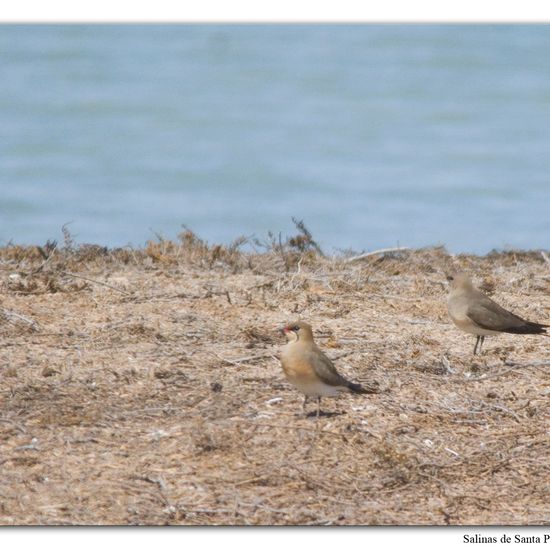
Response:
[447, 295, 470, 324]
[280, 343, 349, 397]
[280, 346, 316, 381]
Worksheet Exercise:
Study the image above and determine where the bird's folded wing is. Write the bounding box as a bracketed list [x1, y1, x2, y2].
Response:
[466, 297, 526, 331]
[306, 348, 350, 387]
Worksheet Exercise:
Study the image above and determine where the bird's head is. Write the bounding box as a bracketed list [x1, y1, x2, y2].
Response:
[281, 321, 314, 343]
[446, 272, 474, 291]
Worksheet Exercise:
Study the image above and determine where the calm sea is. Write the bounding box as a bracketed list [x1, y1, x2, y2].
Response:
[1, 25, 549, 254]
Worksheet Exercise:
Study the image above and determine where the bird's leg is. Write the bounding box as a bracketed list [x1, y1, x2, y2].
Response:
[302, 395, 309, 415]
[473, 335, 480, 355]
[316, 397, 321, 419]
[479, 336, 485, 354]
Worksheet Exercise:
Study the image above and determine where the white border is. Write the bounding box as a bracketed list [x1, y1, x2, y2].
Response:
[3, 528, 550, 550]
[2, 0, 550, 22]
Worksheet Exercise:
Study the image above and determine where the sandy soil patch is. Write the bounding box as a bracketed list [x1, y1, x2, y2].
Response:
[1, 234, 549, 524]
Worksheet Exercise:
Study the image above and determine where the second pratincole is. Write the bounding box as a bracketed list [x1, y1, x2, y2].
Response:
[447, 272, 548, 355]
[279, 321, 367, 417]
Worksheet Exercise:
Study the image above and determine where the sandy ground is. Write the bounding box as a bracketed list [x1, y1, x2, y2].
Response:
[0, 234, 549, 525]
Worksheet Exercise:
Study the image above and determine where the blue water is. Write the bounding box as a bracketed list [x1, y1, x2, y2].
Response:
[1, 25, 549, 254]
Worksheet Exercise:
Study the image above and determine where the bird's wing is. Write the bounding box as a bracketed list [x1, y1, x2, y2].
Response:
[306, 347, 351, 388]
[466, 295, 527, 332]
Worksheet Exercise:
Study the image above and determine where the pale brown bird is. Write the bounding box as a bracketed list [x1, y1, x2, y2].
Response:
[447, 272, 548, 355]
[279, 321, 367, 417]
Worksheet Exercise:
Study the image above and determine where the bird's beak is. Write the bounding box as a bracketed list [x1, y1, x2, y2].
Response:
[276, 325, 288, 336]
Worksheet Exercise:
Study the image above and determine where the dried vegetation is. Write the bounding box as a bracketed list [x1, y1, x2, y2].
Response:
[0, 226, 549, 525]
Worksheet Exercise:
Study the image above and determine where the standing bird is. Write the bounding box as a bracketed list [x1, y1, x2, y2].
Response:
[279, 321, 367, 417]
[446, 272, 548, 355]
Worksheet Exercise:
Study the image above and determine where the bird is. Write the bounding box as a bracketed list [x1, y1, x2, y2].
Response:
[446, 272, 548, 355]
[279, 321, 367, 417]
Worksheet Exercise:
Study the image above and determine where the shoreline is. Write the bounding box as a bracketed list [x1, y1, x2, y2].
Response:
[2, 240, 549, 259]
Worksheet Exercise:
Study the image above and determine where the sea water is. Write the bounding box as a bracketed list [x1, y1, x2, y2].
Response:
[1, 25, 549, 254]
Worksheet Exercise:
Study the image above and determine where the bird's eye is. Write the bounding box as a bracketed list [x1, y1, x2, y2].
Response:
[292, 325, 300, 331]
[447, 275, 454, 281]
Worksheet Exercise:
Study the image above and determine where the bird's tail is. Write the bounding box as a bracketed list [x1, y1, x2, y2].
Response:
[348, 382, 367, 394]
[505, 322, 548, 335]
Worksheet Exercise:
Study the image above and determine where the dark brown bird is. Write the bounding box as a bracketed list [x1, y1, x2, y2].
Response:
[447, 272, 548, 355]
[280, 321, 367, 417]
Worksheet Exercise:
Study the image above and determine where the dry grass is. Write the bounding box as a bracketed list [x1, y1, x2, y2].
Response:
[0, 230, 549, 525]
